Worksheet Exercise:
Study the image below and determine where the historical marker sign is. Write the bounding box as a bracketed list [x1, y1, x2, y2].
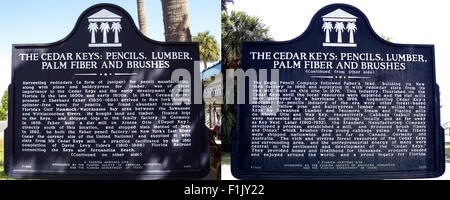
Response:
[232, 4, 444, 179]
[5, 4, 209, 179]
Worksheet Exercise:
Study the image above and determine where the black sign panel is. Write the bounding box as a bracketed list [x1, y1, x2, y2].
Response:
[232, 4, 444, 179]
[5, 4, 209, 179]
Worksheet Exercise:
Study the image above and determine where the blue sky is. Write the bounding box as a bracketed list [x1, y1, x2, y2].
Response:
[0, 0, 221, 92]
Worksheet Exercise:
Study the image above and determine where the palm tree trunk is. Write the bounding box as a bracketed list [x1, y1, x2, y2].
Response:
[161, 0, 192, 42]
[137, 0, 148, 36]
[203, 60, 208, 70]
[325, 31, 330, 43]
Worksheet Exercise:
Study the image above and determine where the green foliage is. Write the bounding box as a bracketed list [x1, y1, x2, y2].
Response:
[222, 0, 234, 12]
[0, 166, 9, 180]
[0, 139, 3, 166]
[0, 89, 13, 179]
[193, 31, 220, 68]
[221, 11, 271, 152]
[0, 140, 10, 179]
[221, 103, 236, 152]
[221, 0, 228, 12]
[221, 11, 271, 69]
[220, 11, 271, 152]
[221, 152, 231, 165]
[0, 90, 7, 121]
[0, 109, 6, 122]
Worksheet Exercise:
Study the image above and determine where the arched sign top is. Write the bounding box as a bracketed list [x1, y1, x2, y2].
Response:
[255, 4, 430, 48]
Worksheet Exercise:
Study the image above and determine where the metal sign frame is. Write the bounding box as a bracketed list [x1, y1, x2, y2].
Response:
[5, 3, 209, 180]
[232, 3, 445, 179]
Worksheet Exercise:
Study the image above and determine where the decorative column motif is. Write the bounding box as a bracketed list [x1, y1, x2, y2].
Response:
[321, 22, 333, 43]
[100, 22, 110, 43]
[334, 22, 345, 43]
[346, 22, 357, 43]
[88, 9, 122, 47]
[88, 23, 98, 44]
[322, 8, 358, 47]
[111, 22, 122, 43]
